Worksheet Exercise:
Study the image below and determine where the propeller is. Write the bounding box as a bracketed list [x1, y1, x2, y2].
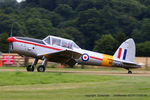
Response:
[8, 24, 13, 53]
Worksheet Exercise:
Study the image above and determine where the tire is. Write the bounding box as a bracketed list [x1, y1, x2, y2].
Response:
[37, 65, 45, 72]
[26, 65, 34, 72]
[128, 71, 132, 74]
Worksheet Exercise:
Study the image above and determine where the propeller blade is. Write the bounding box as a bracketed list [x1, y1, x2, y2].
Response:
[8, 43, 12, 53]
[10, 24, 13, 37]
[8, 24, 13, 53]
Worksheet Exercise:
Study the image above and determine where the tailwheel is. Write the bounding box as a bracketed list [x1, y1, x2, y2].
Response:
[128, 70, 132, 74]
[26, 65, 34, 72]
[37, 65, 45, 72]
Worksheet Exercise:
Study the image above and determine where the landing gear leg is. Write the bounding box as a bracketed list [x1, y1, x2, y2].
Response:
[127, 69, 132, 74]
[26, 58, 38, 72]
[37, 58, 48, 72]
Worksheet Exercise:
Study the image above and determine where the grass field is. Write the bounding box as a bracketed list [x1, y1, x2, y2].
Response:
[0, 68, 150, 100]
[0, 65, 132, 71]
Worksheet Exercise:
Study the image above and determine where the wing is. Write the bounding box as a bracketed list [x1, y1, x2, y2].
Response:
[38, 50, 82, 66]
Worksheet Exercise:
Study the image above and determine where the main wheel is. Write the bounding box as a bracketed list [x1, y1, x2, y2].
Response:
[26, 65, 34, 72]
[128, 70, 132, 74]
[37, 65, 45, 72]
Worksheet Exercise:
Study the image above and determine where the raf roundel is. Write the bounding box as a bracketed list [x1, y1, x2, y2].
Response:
[81, 53, 89, 61]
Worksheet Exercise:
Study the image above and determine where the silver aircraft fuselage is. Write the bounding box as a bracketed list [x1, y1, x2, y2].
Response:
[7, 35, 141, 73]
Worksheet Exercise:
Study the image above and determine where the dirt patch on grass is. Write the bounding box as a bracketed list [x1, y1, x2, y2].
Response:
[47, 70, 150, 76]
[1, 68, 150, 76]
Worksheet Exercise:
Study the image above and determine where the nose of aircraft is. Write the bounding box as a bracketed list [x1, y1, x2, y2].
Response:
[7, 37, 15, 43]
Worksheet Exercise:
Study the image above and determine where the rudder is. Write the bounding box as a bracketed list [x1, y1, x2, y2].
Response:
[113, 38, 135, 62]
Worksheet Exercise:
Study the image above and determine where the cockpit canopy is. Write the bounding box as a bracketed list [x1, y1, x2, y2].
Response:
[43, 35, 80, 49]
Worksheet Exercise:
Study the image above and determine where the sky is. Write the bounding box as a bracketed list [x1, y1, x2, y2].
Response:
[17, 0, 24, 3]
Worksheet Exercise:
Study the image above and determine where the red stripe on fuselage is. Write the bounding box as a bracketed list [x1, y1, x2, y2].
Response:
[14, 38, 102, 61]
[90, 56, 103, 61]
[117, 48, 122, 59]
[14, 38, 62, 51]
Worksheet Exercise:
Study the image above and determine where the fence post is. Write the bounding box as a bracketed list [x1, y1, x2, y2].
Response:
[145, 57, 149, 70]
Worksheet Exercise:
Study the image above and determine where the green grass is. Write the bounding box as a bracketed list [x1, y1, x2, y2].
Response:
[0, 66, 25, 69]
[0, 71, 150, 100]
[0, 72, 120, 86]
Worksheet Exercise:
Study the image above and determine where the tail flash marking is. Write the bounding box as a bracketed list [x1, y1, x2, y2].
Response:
[117, 48, 122, 59]
[123, 49, 127, 60]
[113, 38, 135, 62]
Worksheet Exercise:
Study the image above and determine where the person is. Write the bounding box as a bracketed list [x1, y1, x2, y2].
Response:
[64, 43, 69, 48]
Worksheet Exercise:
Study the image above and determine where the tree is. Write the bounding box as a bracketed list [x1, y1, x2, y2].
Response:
[0, 14, 13, 34]
[131, 18, 150, 42]
[0, 0, 18, 9]
[131, 29, 143, 43]
[3, 7, 15, 14]
[39, 0, 57, 11]
[55, 4, 74, 19]
[68, 0, 83, 9]
[93, 34, 117, 55]
[49, 12, 63, 27]
[115, 32, 127, 48]
[26, 0, 39, 4]
[98, 6, 120, 34]
[77, 0, 95, 11]
[136, 41, 150, 57]
[58, 20, 76, 28]
[94, 0, 112, 9]
[56, 0, 83, 9]
[117, 15, 139, 36]
[0, 33, 9, 53]
[112, 0, 144, 17]
[138, 0, 150, 6]
[77, 8, 102, 50]
[140, 18, 150, 41]
[77, 7, 120, 50]
[25, 18, 53, 39]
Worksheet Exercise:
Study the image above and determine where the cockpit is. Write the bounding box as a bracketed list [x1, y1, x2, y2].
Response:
[43, 35, 80, 49]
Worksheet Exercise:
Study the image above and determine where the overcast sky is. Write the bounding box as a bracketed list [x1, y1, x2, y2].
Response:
[17, 0, 24, 3]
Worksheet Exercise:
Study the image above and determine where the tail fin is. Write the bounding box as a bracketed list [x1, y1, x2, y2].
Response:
[113, 38, 135, 62]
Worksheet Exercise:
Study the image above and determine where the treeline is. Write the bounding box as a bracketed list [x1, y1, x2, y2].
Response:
[0, 0, 150, 56]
